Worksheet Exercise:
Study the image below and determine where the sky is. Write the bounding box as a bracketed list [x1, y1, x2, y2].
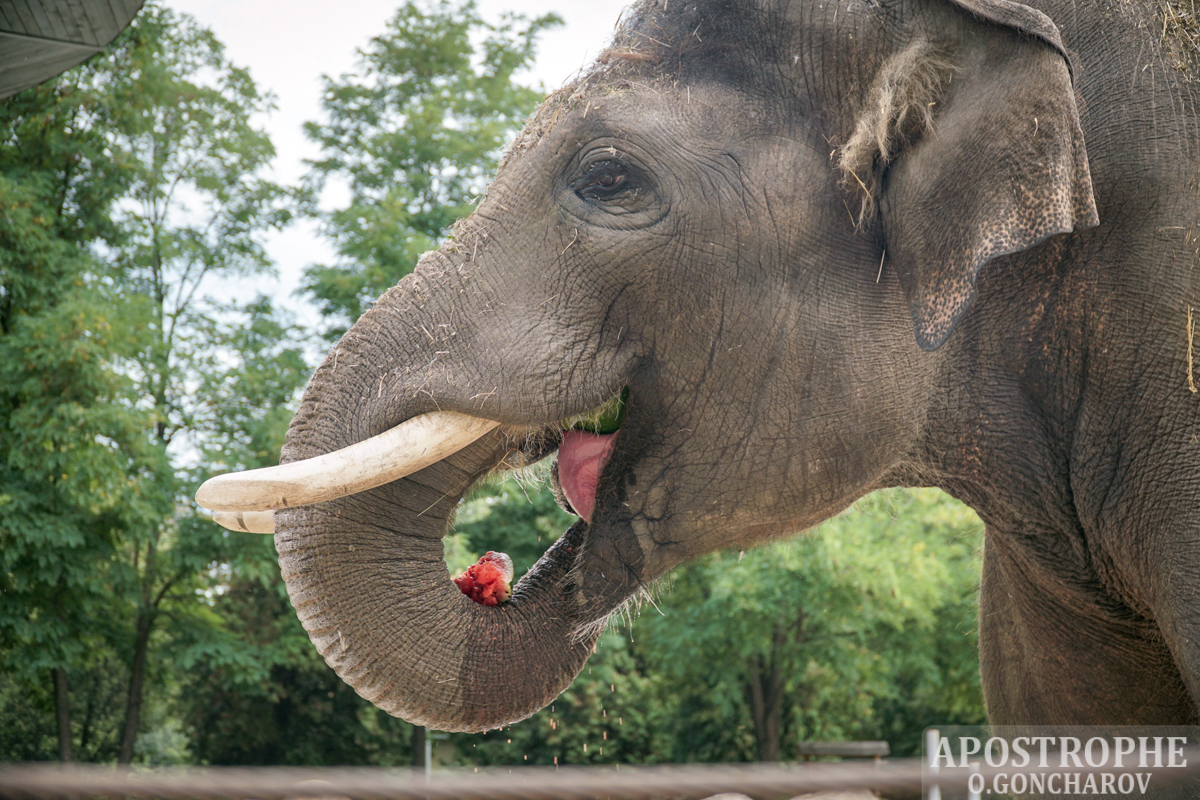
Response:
[165, 0, 632, 327]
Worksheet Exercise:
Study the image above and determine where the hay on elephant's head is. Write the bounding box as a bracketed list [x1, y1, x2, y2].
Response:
[1161, 0, 1200, 74]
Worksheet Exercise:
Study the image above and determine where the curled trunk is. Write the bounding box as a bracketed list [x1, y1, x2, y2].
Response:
[275, 425, 600, 732]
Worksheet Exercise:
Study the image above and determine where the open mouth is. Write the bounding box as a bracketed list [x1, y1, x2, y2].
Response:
[554, 387, 629, 523]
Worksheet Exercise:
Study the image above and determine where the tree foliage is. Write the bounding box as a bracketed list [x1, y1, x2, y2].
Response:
[97, 6, 295, 763]
[636, 489, 985, 761]
[0, 1, 311, 765]
[301, 0, 562, 336]
[0, 11, 162, 764]
[449, 471, 576, 579]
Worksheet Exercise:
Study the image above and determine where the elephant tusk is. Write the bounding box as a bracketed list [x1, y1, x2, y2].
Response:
[195, 411, 500, 513]
[212, 510, 276, 534]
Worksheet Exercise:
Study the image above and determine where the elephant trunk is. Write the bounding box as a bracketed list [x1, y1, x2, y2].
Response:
[274, 452, 596, 732]
[267, 261, 601, 732]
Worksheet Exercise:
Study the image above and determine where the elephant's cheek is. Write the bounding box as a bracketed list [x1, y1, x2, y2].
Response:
[625, 480, 669, 553]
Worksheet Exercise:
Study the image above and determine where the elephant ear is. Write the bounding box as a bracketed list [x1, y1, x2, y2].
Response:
[862, 0, 1099, 350]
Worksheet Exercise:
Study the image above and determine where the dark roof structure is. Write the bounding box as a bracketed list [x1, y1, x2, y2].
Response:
[0, 0, 143, 99]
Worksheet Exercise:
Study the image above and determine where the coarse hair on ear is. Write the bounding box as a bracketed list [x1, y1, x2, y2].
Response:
[846, 0, 1098, 351]
[836, 37, 955, 229]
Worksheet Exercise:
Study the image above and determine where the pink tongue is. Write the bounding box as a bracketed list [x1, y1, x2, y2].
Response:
[558, 430, 619, 523]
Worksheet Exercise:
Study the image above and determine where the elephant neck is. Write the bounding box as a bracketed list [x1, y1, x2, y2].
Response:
[915, 229, 1199, 586]
[911, 248, 1094, 543]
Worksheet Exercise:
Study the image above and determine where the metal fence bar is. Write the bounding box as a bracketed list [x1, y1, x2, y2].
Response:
[4, 751, 1200, 800]
[796, 742, 890, 759]
[0, 762, 923, 800]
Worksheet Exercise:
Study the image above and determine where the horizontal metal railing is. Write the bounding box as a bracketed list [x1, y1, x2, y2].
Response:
[0, 761, 920, 800]
[4, 751, 1200, 800]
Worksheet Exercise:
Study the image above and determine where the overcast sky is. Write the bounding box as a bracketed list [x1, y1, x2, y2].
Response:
[165, 0, 631, 326]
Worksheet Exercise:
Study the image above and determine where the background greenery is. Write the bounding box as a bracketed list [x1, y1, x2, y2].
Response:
[0, 0, 986, 767]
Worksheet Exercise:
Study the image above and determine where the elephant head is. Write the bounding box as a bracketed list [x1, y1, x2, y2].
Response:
[199, 0, 1097, 732]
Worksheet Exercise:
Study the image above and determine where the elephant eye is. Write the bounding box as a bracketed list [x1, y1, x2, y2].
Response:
[562, 155, 660, 226]
[577, 161, 631, 199]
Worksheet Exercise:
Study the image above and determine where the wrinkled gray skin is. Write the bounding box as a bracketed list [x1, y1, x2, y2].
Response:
[276, 0, 1200, 731]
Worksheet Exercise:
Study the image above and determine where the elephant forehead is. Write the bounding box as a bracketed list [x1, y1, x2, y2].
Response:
[516, 82, 771, 166]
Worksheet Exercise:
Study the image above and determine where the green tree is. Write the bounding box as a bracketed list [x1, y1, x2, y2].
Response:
[0, 1, 304, 765]
[178, 573, 419, 766]
[0, 20, 155, 763]
[301, 0, 562, 336]
[97, 4, 292, 763]
[636, 489, 985, 762]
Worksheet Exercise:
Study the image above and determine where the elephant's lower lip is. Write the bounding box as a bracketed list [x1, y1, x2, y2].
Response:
[557, 429, 619, 523]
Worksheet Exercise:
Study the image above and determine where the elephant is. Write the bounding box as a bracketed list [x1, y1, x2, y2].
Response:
[198, 0, 1200, 733]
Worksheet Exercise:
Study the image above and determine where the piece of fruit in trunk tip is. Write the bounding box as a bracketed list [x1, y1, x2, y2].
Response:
[453, 551, 514, 606]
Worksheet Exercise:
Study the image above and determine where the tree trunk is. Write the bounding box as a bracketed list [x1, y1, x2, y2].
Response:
[746, 623, 793, 762]
[53, 667, 72, 762]
[118, 609, 153, 765]
[746, 654, 783, 761]
[411, 725, 426, 772]
[80, 690, 94, 755]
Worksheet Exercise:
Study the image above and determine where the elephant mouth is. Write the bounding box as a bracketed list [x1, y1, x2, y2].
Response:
[550, 387, 629, 523]
[553, 429, 620, 523]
